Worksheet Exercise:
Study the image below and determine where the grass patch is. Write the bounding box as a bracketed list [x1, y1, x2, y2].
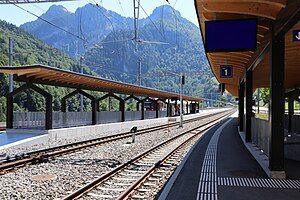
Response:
[255, 113, 269, 120]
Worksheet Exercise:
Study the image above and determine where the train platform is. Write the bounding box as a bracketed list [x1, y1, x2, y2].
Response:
[0, 131, 45, 149]
[0, 108, 229, 152]
[159, 115, 300, 200]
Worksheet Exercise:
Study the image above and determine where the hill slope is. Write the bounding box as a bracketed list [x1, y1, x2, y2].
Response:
[83, 5, 218, 96]
[0, 20, 95, 121]
[21, 4, 219, 98]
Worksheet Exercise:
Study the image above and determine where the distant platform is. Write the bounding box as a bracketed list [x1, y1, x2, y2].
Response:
[0, 131, 45, 148]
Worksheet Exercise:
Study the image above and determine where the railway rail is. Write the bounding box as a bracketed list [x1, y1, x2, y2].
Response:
[0, 109, 234, 174]
[63, 110, 235, 199]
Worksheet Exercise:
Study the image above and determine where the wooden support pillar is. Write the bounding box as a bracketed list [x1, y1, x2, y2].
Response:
[245, 69, 253, 142]
[141, 100, 145, 120]
[136, 102, 140, 111]
[6, 84, 53, 130]
[45, 95, 53, 130]
[239, 82, 245, 132]
[288, 97, 294, 133]
[269, 30, 285, 172]
[6, 93, 13, 129]
[119, 100, 125, 122]
[61, 100, 66, 112]
[167, 99, 171, 117]
[186, 101, 189, 114]
[155, 101, 159, 118]
[175, 99, 178, 116]
[91, 99, 98, 125]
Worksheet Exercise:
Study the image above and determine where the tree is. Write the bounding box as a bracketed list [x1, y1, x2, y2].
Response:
[260, 88, 270, 106]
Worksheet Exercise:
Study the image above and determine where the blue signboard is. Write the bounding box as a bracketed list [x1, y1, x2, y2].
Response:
[205, 19, 257, 52]
[220, 65, 233, 78]
[293, 30, 300, 42]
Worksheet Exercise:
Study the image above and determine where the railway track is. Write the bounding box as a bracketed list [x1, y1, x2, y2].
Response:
[0, 109, 234, 174]
[63, 110, 235, 200]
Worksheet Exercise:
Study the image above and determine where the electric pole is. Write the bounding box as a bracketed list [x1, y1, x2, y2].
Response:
[179, 75, 185, 128]
[138, 59, 142, 86]
[133, 0, 140, 44]
[80, 56, 84, 112]
[8, 37, 13, 93]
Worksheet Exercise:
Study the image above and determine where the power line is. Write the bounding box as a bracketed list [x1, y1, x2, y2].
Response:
[138, 1, 167, 41]
[117, 0, 132, 32]
[10, 2, 88, 43]
[164, 0, 179, 46]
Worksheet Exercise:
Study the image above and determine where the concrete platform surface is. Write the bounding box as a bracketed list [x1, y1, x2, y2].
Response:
[159, 117, 300, 200]
[0, 131, 45, 148]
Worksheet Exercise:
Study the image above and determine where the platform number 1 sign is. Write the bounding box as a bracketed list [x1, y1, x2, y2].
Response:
[220, 65, 233, 78]
[293, 30, 300, 42]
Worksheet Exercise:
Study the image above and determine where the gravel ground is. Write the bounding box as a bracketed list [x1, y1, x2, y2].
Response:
[0, 109, 230, 157]
[0, 112, 229, 199]
[0, 121, 165, 157]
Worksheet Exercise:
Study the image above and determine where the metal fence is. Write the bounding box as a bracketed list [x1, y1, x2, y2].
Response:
[13, 110, 168, 129]
[144, 111, 156, 119]
[125, 111, 141, 121]
[97, 111, 122, 124]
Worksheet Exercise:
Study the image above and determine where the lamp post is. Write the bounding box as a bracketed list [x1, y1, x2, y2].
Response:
[80, 56, 84, 112]
[8, 37, 13, 93]
[179, 75, 185, 127]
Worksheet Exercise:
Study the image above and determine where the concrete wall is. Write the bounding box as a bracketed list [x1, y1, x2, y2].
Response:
[284, 114, 300, 133]
[251, 117, 270, 155]
[252, 116, 300, 161]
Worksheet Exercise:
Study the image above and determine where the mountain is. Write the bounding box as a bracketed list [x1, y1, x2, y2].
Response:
[83, 5, 217, 96]
[21, 4, 132, 57]
[20, 4, 221, 98]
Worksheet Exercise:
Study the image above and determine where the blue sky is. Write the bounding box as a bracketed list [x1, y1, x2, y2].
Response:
[0, 0, 199, 26]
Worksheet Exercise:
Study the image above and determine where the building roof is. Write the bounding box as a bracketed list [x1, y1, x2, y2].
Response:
[0, 64, 203, 101]
[195, 0, 300, 96]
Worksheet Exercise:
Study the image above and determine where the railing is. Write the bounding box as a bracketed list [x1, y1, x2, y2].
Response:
[144, 111, 156, 119]
[125, 111, 141, 121]
[13, 110, 168, 129]
[97, 111, 122, 124]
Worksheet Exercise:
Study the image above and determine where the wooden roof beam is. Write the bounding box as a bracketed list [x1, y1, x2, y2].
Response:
[202, 2, 283, 20]
[208, 54, 250, 62]
[200, 0, 287, 8]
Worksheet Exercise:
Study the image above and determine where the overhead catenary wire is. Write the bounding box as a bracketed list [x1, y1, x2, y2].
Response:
[117, 0, 132, 32]
[137, 1, 167, 42]
[164, 0, 179, 46]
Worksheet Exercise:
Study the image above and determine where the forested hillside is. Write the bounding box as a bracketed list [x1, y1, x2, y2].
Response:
[0, 4, 227, 121]
[84, 5, 218, 96]
[0, 20, 97, 121]
[22, 4, 220, 97]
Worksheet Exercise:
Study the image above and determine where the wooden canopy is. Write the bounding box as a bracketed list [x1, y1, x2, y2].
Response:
[0, 64, 202, 101]
[195, 0, 300, 96]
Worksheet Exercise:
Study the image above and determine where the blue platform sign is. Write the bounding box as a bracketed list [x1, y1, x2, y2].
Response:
[220, 65, 233, 78]
[205, 19, 257, 52]
[293, 30, 300, 42]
